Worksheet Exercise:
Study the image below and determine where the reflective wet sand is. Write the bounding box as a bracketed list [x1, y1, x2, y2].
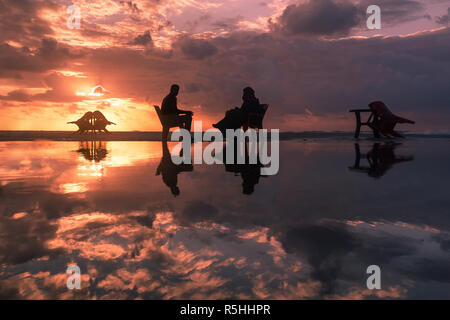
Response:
[0, 139, 449, 299]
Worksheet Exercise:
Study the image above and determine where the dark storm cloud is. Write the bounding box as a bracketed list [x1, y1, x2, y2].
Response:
[129, 30, 153, 46]
[270, 0, 428, 37]
[120, 0, 142, 15]
[204, 28, 450, 118]
[175, 35, 218, 59]
[358, 0, 426, 24]
[0, 90, 32, 102]
[272, 0, 361, 36]
[0, 0, 57, 44]
[436, 8, 450, 25]
[0, 39, 83, 76]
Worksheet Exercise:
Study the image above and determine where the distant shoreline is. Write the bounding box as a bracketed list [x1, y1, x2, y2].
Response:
[0, 130, 449, 141]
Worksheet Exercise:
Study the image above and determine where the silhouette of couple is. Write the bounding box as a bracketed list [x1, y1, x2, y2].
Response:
[156, 139, 263, 196]
[160, 84, 264, 134]
[157, 84, 267, 196]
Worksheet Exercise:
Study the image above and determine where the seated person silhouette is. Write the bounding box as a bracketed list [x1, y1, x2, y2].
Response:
[156, 140, 193, 196]
[213, 87, 262, 133]
[161, 84, 193, 133]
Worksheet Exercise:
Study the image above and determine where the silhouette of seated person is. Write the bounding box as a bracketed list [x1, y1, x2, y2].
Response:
[161, 84, 193, 134]
[156, 140, 193, 196]
[349, 142, 414, 178]
[213, 87, 263, 133]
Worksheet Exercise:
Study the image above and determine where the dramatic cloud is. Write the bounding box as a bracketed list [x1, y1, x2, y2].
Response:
[272, 0, 361, 36]
[436, 8, 450, 25]
[0, 0, 449, 131]
[0, 39, 83, 76]
[129, 30, 153, 46]
[358, 0, 426, 24]
[0, 0, 58, 44]
[175, 35, 218, 59]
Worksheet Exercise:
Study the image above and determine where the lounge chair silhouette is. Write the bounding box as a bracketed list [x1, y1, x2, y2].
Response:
[243, 104, 269, 131]
[349, 101, 415, 138]
[368, 101, 415, 138]
[68, 111, 116, 134]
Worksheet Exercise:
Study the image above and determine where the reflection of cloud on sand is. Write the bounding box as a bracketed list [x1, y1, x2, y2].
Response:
[2, 210, 321, 299]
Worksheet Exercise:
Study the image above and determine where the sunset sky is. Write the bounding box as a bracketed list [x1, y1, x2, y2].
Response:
[1, 0, 449, 132]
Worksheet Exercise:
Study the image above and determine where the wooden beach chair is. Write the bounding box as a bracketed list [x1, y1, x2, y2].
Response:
[349, 101, 414, 138]
[154, 105, 188, 141]
[368, 101, 415, 138]
[68, 111, 116, 134]
[243, 104, 269, 131]
[67, 111, 94, 134]
[92, 111, 116, 133]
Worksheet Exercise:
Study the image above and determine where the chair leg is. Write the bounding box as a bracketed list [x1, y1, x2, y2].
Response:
[373, 129, 380, 138]
[354, 124, 361, 139]
[162, 127, 169, 142]
[354, 112, 361, 138]
[353, 143, 361, 168]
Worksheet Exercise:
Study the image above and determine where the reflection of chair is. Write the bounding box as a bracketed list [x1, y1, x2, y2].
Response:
[77, 141, 108, 162]
[243, 104, 269, 131]
[348, 142, 414, 178]
[154, 106, 190, 141]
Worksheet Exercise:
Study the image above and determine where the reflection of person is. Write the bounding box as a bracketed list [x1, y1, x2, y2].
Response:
[218, 143, 263, 195]
[241, 162, 263, 195]
[349, 143, 414, 178]
[213, 87, 262, 133]
[156, 140, 193, 196]
[161, 84, 193, 132]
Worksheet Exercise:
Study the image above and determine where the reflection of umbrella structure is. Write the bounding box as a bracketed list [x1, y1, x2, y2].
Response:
[76, 141, 108, 162]
[68, 110, 116, 134]
[348, 142, 414, 178]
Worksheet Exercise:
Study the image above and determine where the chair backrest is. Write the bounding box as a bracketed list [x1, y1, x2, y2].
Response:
[260, 104, 269, 115]
[247, 104, 269, 129]
[369, 101, 394, 119]
[154, 105, 169, 128]
[154, 106, 163, 121]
